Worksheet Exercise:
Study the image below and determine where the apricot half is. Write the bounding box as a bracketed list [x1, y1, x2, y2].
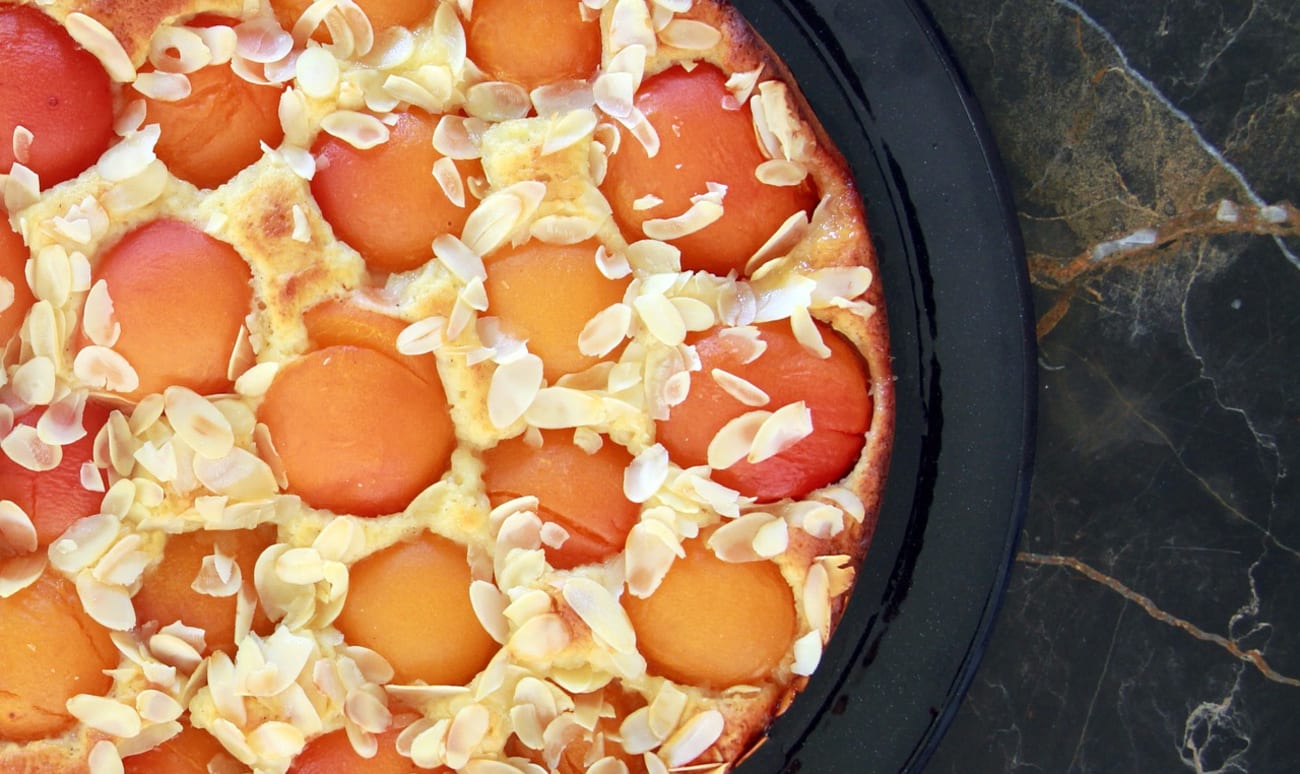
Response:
[0, 4, 114, 187]
[302, 299, 441, 386]
[334, 533, 497, 686]
[484, 240, 630, 381]
[81, 219, 253, 400]
[483, 430, 639, 569]
[623, 537, 795, 690]
[257, 346, 455, 517]
[0, 571, 117, 742]
[312, 110, 480, 273]
[272, 0, 435, 38]
[601, 65, 819, 276]
[142, 63, 285, 189]
[0, 402, 110, 547]
[465, 0, 602, 91]
[123, 721, 232, 774]
[656, 321, 870, 502]
[0, 217, 33, 346]
[132, 526, 276, 655]
[289, 729, 439, 774]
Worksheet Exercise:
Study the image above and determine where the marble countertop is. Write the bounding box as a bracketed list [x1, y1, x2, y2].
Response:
[916, 1, 1300, 771]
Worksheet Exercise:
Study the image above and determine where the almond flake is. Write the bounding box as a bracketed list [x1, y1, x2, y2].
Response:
[466, 81, 532, 122]
[488, 353, 544, 428]
[790, 305, 832, 359]
[622, 443, 668, 503]
[164, 386, 235, 459]
[433, 234, 487, 283]
[578, 303, 632, 357]
[755, 159, 807, 187]
[634, 294, 686, 346]
[749, 401, 813, 463]
[445, 704, 491, 769]
[321, 111, 389, 150]
[641, 196, 723, 241]
[658, 19, 721, 50]
[76, 571, 136, 630]
[810, 266, 874, 306]
[68, 694, 141, 739]
[542, 109, 598, 155]
[660, 710, 723, 768]
[83, 279, 121, 346]
[65, 13, 135, 82]
[2, 424, 62, 472]
[563, 577, 636, 653]
[11, 356, 55, 406]
[433, 156, 467, 208]
[149, 26, 212, 73]
[531, 80, 596, 116]
[710, 368, 768, 407]
[433, 115, 487, 160]
[235, 17, 294, 63]
[706, 410, 769, 470]
[595, 246, 632, 280]
[791, 630, 823, 676]
[193, 447, 278, 499]
[745, 210, 809, 275]
[133, 71, 192, 101]
[11, 125, 32, 165]
[296, 46, 340, 98]
[0, 500, 37, 555]
[88, 740, 123, 774]
[609, 0, 657, 54]
[624, 519, 682, 598]
[396, 316, 447, 355]
[97, 125, 161, 181]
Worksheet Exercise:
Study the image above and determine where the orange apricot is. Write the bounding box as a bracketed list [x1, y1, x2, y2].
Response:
[484, 240, 630, 381]
[289, 728, 440, 774]
[312, 110, 480, 273]
[334, 533, 497, 686]
[0, 217, 33, 346]
[257, 346, 455, 516]
[142, 63, 285, 189]
[80, 219, 253, 400]
[132, 526, 277, 655]
[302, 299, 441, 385]
[600, 65, 820, 276]
[123, 721, 233, 774]
[272, 0, 435, 38]
[465, 0, 602, 91]
[0, 402, 110, 547]
[656, 321, 870, 502]
[0, 571, 117, 742]
[623, 536, 795, 690]
[0, 5, 114, 187]
[482, 430, 639, 569]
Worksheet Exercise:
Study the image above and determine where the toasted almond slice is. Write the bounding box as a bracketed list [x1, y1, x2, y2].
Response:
[133, 71, 192, 102]
[755, 158, 807, 187]
[706, 410, 769, 470]
[624, 519, 682, 598]
[2, 424, 62, 473]
[609, 0, 656, 54]
[791, 629, 823, 676]
[65, 13, 135, 82]
[578, 303, 633, 358]
[488, 353, 544, 429]
[321, 110, 389, 149]
[659, 710, 723, 768]
[164, 387, 235, 460]
[0, 500, 36, 555]
[624, 443, 669, 503]
[75, 571, 135, 630]
[83, 279, 121, 347]
[749, 402, 813, 463]
[11, 356, 55, 406]
[658, 19, 721, 50]
[296, 46, 340, 98]
[563, 577, 636, 653]
[641, 197, 723, 241]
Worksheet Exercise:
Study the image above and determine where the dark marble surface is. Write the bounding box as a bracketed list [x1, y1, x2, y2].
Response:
[915, 1, 1300, 772]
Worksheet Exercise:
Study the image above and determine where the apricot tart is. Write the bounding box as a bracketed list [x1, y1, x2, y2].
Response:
[0, 0, 893, 771]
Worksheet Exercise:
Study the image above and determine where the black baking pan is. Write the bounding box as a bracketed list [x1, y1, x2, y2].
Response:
[726, 0, 1036, 771]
